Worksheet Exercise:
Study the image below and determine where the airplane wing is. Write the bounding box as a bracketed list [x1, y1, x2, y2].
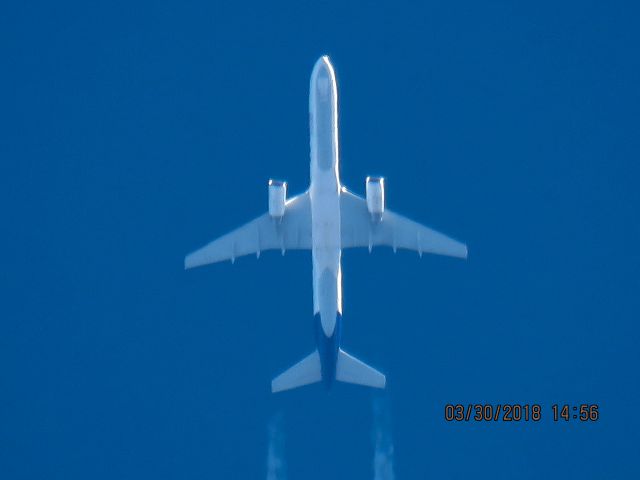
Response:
[185, 191, 312, 268]
[339, 189, 468, 258]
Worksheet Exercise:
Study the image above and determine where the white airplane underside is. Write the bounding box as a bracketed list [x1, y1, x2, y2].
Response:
[185, 56, 467, 393]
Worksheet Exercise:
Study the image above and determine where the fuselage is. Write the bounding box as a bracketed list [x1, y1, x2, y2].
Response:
[309, 56, 342, 388]
[186, 55, 465, 392]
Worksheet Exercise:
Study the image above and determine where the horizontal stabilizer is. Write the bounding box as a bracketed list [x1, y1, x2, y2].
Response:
[336, 349, 386, 389]
[272, 350, 322, 393]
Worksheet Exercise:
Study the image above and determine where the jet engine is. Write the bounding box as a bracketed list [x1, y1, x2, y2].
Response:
[268, 179, 287, 219]
[365, 176, 385, 220]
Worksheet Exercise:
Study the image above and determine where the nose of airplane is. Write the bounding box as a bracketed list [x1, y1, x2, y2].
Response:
[312, 56, 334, 98]
[314, 55, 331, 70]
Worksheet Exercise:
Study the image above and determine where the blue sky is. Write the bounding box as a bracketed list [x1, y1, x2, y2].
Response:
[2, 1, 639, 478]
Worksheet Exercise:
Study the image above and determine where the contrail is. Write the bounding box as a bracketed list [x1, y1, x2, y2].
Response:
[372, 395, 395, 480]
[267, 412, 287, 480]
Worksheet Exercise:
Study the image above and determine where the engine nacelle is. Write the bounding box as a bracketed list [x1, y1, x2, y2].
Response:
[365, 176, 385, 220]
[268, 179, 287, 219]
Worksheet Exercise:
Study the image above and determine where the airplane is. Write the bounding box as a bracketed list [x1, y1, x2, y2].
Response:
[185, 55, 467, 393]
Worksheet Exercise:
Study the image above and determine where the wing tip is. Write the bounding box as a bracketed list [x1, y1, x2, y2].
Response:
[184, 253, 204, 270]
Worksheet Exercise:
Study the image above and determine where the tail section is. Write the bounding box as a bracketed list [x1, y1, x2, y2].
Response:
[271, 348, 386, 392]
[272, 350, 322, 393]
[336, 349, 386, 389]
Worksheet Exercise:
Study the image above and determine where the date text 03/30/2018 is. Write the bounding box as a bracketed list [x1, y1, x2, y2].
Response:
[444, 404, 599, 422]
